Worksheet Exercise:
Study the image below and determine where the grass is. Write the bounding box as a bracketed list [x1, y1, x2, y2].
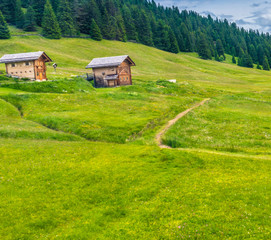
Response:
[163, 92, 271, 154]
[0, 35, 271, 239]
[0, 77, 95, 93]
[1, 84, 199, 143]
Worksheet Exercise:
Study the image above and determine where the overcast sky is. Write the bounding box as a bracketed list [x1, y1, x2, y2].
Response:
[156, 0, 271, 32]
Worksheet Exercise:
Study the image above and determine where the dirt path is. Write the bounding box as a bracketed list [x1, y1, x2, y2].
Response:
[156, 98, 210, 148]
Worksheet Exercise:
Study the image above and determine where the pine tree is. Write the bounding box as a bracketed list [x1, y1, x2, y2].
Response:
[153, 20, 169, 51]
[76, 0, 101, 35]
[215, 51, 220, 61]
[122, 5, 138, 42]
[89, 18, 102, 41]
[168, 27, 179, 53]
[263, 56, 270, 71]
[15, 0, 25, 29]
[57, 0, 77, 36]
[180, 23, 192, 52]
[41, 0, 61, 39]
[116, 14, 127, 42]
[101, 7, 111, 39]
[232, 55, 236, 64]
[24, 5, 36, 31]
[216, 39, 225, 59]
[0, 0, 16, 24]
[198, 33, 212, 60]
[0, 10, 10, 39]
[33, 0, 46, 26]
[257, 62, 261, 70]
[136, 10, 153, 46]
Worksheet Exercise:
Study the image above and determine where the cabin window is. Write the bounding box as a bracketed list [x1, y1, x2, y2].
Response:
[111, 68, 114, 72]
[25, 62, 30, 66]
[126, 77, 128, 81]
[102, 72, 105, 75]
[11, 63, 15, 67]
[11, 72, 13, 74]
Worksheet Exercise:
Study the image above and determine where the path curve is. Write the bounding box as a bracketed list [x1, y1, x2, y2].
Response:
[156, 98, 210, 148]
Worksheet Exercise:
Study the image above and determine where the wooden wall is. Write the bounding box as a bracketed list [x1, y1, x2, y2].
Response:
[6, 61, 35, 79]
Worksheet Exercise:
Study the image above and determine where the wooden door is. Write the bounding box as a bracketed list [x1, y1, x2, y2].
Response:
[36, 60, 45, 80]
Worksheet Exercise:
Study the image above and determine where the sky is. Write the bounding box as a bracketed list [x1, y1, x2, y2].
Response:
[156, 0, 271, 32]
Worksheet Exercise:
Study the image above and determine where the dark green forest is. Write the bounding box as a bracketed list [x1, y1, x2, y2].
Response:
[1, 0, 271, 69]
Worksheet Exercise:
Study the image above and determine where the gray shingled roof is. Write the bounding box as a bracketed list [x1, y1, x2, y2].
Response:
[0, 51, 52, 63]
[86, 55, 135, 69]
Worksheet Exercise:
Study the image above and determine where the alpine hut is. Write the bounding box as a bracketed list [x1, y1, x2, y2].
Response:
[86, 55, 136, 88]
[0, 51, 52, 81]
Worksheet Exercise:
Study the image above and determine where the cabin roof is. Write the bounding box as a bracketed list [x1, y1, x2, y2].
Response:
[0, 51, 52, 64]
[86, 55, 135, 69]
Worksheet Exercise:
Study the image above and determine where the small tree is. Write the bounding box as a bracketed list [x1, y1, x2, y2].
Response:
[232, 55, 236, 64]
[89, 19, 102, 41]
[263, 56, 270, 71]
[257, 62, 262, 70]
[198, 33, 212, 60]
[24, 6, 36, 31]
[0, 10, 10, 39]
[42, 0, 61, 39]
[15, 0, 25, 29]
[216, 39, 225, 59]
[168, 27, 179, 54]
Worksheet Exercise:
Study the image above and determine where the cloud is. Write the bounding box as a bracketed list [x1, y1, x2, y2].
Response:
[200, 11, 217, 18]
[219, 14, 234, 21]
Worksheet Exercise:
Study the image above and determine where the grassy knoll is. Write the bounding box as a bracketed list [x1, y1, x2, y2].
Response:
[1, 83, 200, 143]
[0, 98, 82, 141]
[163, 92, 271, 154]
[0, 36, 271, 239]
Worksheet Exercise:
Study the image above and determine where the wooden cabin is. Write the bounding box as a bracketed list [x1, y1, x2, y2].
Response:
[86, 55, 136, 88]
[0, 51, 52, 81]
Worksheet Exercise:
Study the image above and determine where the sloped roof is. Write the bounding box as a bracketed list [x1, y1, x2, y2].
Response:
[0, 51, 52, 63]
[86, 55, 135, 69]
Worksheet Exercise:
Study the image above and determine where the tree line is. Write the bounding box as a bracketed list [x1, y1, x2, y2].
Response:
[1, 0, 271, 70]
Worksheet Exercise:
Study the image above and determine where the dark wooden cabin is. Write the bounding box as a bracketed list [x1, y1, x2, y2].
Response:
[86, 55, 136, 88]
[0, 51, 52, 81]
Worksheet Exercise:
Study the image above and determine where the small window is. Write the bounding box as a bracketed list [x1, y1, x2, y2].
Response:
[20, 71, 22, 73]
[11, 72, 13, 74]
[11, 63, 15, 67]
[25, 71, 27, 73]
[16, 72, 18, 74]
[29, 71, 31, 73]
[25, 62, 30, 66]
[126, 77, 128, 81]
[111, 68, 114, 71]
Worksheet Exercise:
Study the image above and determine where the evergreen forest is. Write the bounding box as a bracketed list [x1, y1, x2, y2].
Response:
[1, 0, 271, 69]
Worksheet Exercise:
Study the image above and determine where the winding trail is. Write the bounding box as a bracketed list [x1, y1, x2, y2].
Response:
[156, 98, 210, 149]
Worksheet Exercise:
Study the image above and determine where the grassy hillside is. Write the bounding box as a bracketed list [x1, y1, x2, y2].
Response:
[1, 36, 271, 92]
[0, 36, 271, 239]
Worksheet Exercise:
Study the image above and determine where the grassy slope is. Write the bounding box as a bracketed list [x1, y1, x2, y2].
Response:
[0, 36, 271, 239]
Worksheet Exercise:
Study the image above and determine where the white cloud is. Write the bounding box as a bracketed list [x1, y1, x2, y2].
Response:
[156, 0, 271, 32]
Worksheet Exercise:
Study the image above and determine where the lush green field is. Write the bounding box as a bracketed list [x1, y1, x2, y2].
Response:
[0, 36, 271, 239]
[163, 92, 271, 155]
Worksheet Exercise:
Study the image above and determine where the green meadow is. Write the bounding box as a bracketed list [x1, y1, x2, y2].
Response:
[0, 36, 271, 239]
